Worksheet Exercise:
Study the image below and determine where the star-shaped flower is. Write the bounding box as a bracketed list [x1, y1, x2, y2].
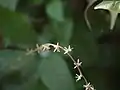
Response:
[26, 48, 34, 55]
[41, 44, 50, 51]
[36, 44, 41, 53]
[64, 45, 73, 54]
[53, 42, 60, 52]
[94, 1, 120, 30]
[75, 74, 82, 82]
[83, 83, 95, 90]
[74, 59, 82, 69]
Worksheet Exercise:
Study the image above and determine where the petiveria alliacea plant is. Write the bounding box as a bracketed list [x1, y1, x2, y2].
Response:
[26, 42, 95, 90]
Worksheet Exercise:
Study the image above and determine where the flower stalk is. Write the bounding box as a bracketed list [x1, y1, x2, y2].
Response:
[26, 42, 95, 90]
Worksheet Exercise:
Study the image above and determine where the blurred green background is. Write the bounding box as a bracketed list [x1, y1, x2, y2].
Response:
[0, 0, 120, 90]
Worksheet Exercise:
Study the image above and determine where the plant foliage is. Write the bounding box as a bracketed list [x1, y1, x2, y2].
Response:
[0, 0, 120, 90]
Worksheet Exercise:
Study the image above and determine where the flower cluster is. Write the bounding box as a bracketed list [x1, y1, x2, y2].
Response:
[26, 42, 95, 90]
[84, 83, 95, 90]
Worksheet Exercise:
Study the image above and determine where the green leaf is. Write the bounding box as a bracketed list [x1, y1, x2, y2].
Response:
[38, 24, 54, 43]
[46, 1, 64, 21]
[21, 76, 48, 90]
[38, 53, 75, 90]
[94, 1, 120, 12]
[2, 73, 48, 90]
[0, 50, 47, 90]
[94, 1, 120, 30]
[0, 7, 37, 45]
[0, 50, 37, 76]
[0, 0, 18, 11]
[39, 19, 73, 45]
[51, 19, 73, 45]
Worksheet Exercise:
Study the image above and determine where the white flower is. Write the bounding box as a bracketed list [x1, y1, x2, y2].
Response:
[36, 44, 41, 53]
[83, 83, 95, 90]
[64, 45, 73, 54]
[74, 59, 82, 69]
[53, 42, 60, 52]
[75, 74, 82, 82]
[41, 44, 50, 51]
[94, 1, 120, 30]
[26, 48, 34, 55]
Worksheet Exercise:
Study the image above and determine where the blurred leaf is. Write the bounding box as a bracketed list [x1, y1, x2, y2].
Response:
[0, 7, 37, 45]
[21, 76, 48, 90]
[46, 1, 64, 21]
[51, 19, 73, 45]
[2, 74, 48, 90]
[0, 50, 37, 76]
[3, 85, 22, 90]
[0, 50, 47, 90]
[39, 19, 73, 45]
[94, 1, 120, 30]
[0, 0, 18, 11]
[29, 0, 44, 5]
[38, 24, 54, 43]
[38, 53, 75, 90]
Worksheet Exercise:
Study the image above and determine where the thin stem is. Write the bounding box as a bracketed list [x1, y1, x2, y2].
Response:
[67, 53, 88, 84]
[26, 43, 89, 85]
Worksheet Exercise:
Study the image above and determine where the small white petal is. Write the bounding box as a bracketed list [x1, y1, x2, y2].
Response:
[53, 43, 60, 52]
[41, 44, 50, 51]
[36, 44, 39, 48]
[36, 44, 41, 53]
[75, 74, 82, 82]
[74, 59, 82, 69]
[83, 83, 95, 90]
[64, 45, 73, 54]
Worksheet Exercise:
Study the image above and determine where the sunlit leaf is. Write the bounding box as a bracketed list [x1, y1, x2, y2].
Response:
[94, 1, 120, 30]
[46, 1, 64, 21]
[38, 53, 75, 90]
